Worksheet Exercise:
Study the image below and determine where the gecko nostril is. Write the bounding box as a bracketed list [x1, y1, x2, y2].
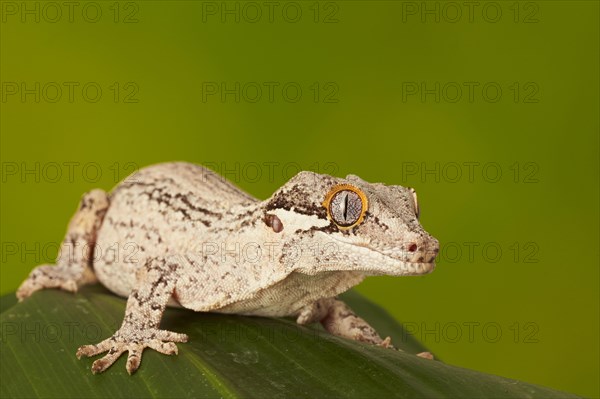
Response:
[408, 243, 418, 252]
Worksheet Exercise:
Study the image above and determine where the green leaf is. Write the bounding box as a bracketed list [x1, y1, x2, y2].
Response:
[0, 286, 579, 398]
[0, 293, 18, 315]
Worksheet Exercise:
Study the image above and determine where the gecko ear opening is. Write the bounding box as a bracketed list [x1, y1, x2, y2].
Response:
[264, 213, 284, 233]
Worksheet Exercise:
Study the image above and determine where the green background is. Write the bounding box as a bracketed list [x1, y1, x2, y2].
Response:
[1, 1, 598, 397]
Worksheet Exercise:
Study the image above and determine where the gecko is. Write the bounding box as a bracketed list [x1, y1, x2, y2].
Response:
[16, 162, 440, 374]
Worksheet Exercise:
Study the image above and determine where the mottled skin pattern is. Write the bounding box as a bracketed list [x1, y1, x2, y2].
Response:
[17, 162, 439, 374]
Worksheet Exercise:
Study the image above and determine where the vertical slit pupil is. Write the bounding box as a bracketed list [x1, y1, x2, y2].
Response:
[343, 193, 349, 221]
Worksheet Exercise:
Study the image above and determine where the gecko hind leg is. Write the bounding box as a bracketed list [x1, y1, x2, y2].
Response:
[16, 189, 109, 301]
[76, 256, 188, 374]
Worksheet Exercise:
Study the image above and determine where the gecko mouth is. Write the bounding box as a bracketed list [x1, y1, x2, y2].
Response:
[366, 256, 436, 276]
[325, 235, 437, 276]
[352, 240, 436, 263]
[392, 260, 436, 275]
[365, 246, 436, 275]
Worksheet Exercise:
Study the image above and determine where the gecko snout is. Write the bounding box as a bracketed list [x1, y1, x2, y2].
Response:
[405, 237, 439, 263]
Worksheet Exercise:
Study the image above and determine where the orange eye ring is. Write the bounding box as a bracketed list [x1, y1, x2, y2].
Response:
[322, 184, 368, 230]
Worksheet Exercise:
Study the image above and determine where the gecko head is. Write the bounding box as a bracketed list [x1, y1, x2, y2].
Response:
[262, 171, 439, 277]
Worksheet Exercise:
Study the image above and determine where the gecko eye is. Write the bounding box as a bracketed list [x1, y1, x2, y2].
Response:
[408, 187, 420, 219]
[322, 184, 368, 230]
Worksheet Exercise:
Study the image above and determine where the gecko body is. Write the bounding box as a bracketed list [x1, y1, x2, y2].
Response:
[17, 162, 439, 374]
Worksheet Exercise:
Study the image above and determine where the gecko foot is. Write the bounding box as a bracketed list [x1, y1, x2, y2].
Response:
[16, 265, 78, 301]
[76, 328, 189, 374]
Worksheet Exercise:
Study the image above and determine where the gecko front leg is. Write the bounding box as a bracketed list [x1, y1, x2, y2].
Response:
[297, 298, 433, 359]
[76, 257, 188, 374]
[297, 298, 392, 348]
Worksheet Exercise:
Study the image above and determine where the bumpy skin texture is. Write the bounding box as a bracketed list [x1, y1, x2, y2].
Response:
[17, 162, 439, 374]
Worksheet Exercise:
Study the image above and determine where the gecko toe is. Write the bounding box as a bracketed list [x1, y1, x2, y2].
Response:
[76, 337, 112, 358]
[378, 336, 393, 349]
[417, 351, 434, 360]
[148, 340, 178, 355]
[126, 347, 142, 374]
[91, 349, 124, 374]
[60, 279, 78, 293]
[156, 330, 188, 343]
[76, 345, 92, 359]
[15, 286, 32, 301]
[16, 280, 40, 301]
